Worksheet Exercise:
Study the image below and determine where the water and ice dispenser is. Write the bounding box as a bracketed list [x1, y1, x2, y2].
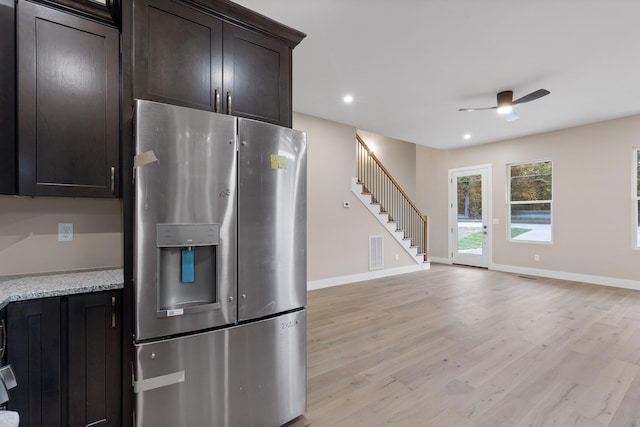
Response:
[156, 223, 220, 317]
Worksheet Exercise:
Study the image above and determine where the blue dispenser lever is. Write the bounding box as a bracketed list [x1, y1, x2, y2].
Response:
[181, 247, 195, 283]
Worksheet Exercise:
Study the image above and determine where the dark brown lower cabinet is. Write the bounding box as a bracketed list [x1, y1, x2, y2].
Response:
[67, 292, 122, 427]
[7, 298, 62, 427]
[6, 291, 122, 427]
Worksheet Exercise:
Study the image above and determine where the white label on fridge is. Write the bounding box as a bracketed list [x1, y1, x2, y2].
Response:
[167, 309, 184, 317]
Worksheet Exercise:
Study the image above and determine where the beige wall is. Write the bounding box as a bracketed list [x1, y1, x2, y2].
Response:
[294, 113, 417, 282]
[357, 130, 417, 199]
[414, 144, 449, 259]
[5, 112, 635, 285]
[0, 113, 417, 281]
[416, 115, 640, 282]
[0, 196, 122, 276]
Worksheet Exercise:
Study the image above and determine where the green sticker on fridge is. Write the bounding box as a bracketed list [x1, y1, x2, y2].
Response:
[270, 155, 287, 169]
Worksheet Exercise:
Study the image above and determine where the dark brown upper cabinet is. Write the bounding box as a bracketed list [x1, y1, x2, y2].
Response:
[134, 0, 223, 112]
[0, 0, 15, 195]
[17, 0, 120, 197]
[48, 0, 121, 27]
[223, 22, 291, 126]
[133, 0, 304, 127]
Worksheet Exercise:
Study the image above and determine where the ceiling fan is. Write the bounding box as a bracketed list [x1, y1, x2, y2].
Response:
[458, 89, 550, 122]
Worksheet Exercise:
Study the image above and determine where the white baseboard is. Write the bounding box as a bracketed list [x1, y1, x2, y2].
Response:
[308, 257, 639, 292]
[428, 256, 451, 264]
[307, 263, 429, 291]
[490, 263, 640, 291]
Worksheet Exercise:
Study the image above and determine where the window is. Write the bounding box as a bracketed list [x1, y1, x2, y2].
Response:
[508, 160, 552, 243]
[635, 148, 640, 249]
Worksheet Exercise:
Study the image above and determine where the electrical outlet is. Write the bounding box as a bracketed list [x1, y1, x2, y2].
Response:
[58, 223, 73, 241]
[534, 254, 540, 262]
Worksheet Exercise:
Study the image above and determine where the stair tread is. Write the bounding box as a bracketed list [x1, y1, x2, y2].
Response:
[352, 175, 427, 267]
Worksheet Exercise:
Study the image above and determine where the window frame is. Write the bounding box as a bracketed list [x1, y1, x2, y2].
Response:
[507, 159, 553, 244]
[633, 148, 639, 250]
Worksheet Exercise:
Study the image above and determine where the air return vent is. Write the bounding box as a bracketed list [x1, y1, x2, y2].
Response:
[369, 235, 384, 270]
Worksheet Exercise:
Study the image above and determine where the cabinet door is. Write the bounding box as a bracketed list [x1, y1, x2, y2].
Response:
[223, 23, 292, 127]
[134, 0, 223, 112]
[0, 0, 15, 195]
[17, 1, 119, 197]
[0, 307, 6, 367]
[67, 291, 121, 427]
[7, 298, 62, 427]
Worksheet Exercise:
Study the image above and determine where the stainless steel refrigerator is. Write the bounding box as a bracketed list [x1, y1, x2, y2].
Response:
[132, 99, 306, 427]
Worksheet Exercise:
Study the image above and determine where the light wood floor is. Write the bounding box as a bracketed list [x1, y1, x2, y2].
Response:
[289, 264, 640, 427]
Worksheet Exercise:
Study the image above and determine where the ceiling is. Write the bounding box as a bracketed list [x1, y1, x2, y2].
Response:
[232, 0, 640, 150]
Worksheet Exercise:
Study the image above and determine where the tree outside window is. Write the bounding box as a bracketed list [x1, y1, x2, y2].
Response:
[457, 175, 482, 221]
[508, 160, 552, 242]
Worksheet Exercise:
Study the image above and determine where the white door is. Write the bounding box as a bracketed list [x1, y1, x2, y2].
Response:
[450, 166, 490, 268]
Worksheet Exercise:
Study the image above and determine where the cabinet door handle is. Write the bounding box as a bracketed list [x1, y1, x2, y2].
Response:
[226, 91, 232, 115]
[0, 319, 5, 358]
[111, 296, 116, 328]
[110, 166, 115, 194]
[215, 88, 220, 113]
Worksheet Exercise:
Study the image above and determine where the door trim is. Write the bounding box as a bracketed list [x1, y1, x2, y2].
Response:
[448, 165, 492, 268]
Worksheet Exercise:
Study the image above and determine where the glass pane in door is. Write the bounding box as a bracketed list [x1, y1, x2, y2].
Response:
[457, 174, 483, 255]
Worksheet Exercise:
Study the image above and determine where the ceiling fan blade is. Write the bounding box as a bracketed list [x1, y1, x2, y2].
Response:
[506, 111, 520, 122]
[458, 106, 497, 112]
[513, 89, 550, 105]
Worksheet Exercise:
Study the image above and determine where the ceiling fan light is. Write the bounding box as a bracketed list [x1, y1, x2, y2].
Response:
[497, 105, 513, 115]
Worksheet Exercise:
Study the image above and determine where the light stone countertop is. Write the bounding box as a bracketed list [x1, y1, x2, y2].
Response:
[0, 268, 124, 310]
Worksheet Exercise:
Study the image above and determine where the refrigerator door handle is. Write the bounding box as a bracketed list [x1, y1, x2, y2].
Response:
[134, 371, 185, 393]
[226, 91, 232, 115]
[111, 296, 116, 328]
[0, 320, 5, 358]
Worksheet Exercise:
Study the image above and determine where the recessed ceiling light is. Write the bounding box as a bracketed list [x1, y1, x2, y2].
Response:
[463, 133, 471, 140]
[343, 94, 353, 104]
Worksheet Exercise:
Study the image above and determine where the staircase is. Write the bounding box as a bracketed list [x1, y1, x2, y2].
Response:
[354, 134, 429, 267]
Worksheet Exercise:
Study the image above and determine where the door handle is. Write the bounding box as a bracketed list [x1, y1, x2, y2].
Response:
[111, 296, 116, 328]
[226, 91, 232, 115]
[215, 88, 220, 113]
[0, 319, 5, 358]
[110, 166, 115, 194]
